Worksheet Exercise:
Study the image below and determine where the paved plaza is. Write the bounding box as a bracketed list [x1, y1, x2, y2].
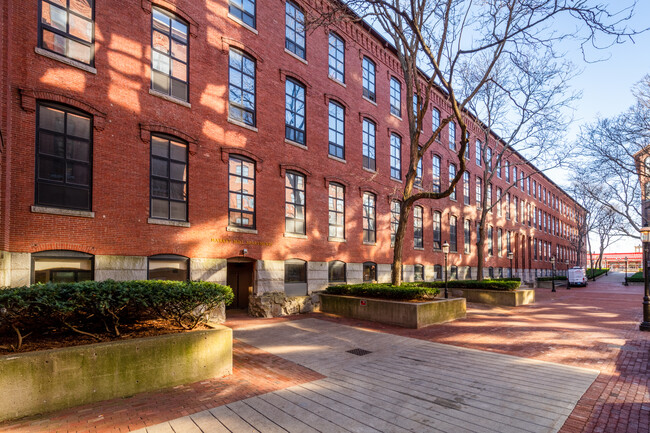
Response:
[1, 272, 649, 432]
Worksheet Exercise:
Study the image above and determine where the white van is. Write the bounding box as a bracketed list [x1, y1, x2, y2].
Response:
[568, 267, 587, 287]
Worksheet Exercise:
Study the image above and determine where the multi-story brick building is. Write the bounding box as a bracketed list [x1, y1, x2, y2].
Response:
[0, 0, 586, 310]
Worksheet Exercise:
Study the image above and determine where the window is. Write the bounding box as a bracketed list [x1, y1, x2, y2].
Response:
[513, 166, 518, 188]
[450, 215, 458, 252]
[505, 161, 510, 182]
[39, 0, 94, 65]
[362, 119, 376, 170]
[414, 264, 424, 281]
[520, 170, 525, 190]
[150, 134, 188, 221]
[32, 250, 93, 283]
[285, 171, 305, 235]
[463, 171, 470, 205]
[36, 103, 92, 210]
[379, 201, 395, 249]
[285, 2, 305, 58]
[414, 206, 423, 248]
[506, 231, 511, 254]
[464, 219, 471, 254]
[148, 254, 189, 281]
[449, 164, 457, 200]
[433, 211, 441, 249]
[363, 262, 377, 282]
[496, 188, 502, 217]
[496, 158, 502, 178]
[486, 147, 492, 170]
[328, 101, 345, 159]
[488, 226, 493, 256]
[328, 261, 346, 284]
[229, 49, 256, 126]
[487, 184, 492, 210]
[514, 196, 519, 222]
[416, 146, 423, 187]
[390, 77, 401, 117]
[497, 228, 503, 257]
[390, 133, 401, 180]
[489, 267, 494, 279]
[228, 156, 255, 229]
[285, 78, 306, 144]
[362, 57, 376, 101]
[527, 203, 531, 226]
[533, 180, 537, 197]
[506, 193, 511, 219]
[534, 238, 538, 260]
[476, 177, 482, 206]
[229, 0, 255, 28]
[475, 140, 482, 166]
[328, 183, 345, 239]
[285, 259, 307, 296]
[363, 192, 376, 243]
[449, 121, 456, 150]
[432, 108, 441, 135]
[476, 221, 481, 244]
[450, 266, 458, 279]
[434, 264, 442, 280]
[328, 33, 345, 82]
[432, 155, 441, 192]
[151, 8, 188, 101]
[527, 177, 531, 195]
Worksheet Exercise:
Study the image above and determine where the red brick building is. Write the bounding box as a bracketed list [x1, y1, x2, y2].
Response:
[0, 0, 586, 310]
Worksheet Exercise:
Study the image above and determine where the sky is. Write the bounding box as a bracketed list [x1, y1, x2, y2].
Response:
[545, 1, 650, 255]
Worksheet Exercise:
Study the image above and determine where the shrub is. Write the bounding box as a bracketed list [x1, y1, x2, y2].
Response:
[537, 276, 568, 281]
[586, 268, 609, 279]
[627, 271, 644, 282]
[0, 280, 233, 351]
[326, 283, 440, 300]
[418, 279, 521, 291]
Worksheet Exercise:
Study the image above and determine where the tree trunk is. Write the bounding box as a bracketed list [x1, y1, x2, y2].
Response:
[476, 222, 486, 281]
[391, 204, 412, 286]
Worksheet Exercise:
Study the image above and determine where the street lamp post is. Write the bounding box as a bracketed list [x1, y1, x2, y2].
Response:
[507, 251, 514, 278]
[551, 256, 556, 292]
[624, 256, 629, 286]
[442, 241, 450, 299]
[640, 228, 650, 331]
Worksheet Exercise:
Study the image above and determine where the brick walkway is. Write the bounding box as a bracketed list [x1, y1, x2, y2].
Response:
[1, 272, 648, 432]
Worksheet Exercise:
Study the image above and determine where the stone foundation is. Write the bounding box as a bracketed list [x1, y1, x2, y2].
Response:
[248, 291, 319, 318]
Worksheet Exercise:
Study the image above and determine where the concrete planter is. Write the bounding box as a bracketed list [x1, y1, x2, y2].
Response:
[0, 325, 232, 422]
[320, 294, 466, 328]
[451, 288, 535, 306]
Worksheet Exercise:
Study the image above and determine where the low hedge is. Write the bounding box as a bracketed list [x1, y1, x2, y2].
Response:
[537, 276, 568, 281]
[586, 268, 609, 279]
[627, 271, 644, 282]
[0, 280, 233, 351]
[326, 283, 440, 300]
[418, 279, 521, 291]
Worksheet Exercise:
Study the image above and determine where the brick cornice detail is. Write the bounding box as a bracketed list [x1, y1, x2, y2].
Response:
[220, 37, 265, 64]
[279, 69, 312, 88]
[280, 164, 312, 182]
[141, 0, 199, 37]
[221, 147, 263, 172]
[359, 186, 380, 198]
[19, 87, 107, 131]
[139, 123, 198, 155]
[324, 94, 349, 110]
[29, 243, 96, 254]
[323, 176, 349, 188]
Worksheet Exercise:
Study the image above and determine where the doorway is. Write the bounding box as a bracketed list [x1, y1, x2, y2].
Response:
[226, 259, 255, 309]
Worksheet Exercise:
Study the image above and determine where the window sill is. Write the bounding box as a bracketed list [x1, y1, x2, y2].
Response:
[328, 75, 346, 88]
[390, 112, 402, 121]
[228, 13, 258, 34]
[285, 138, 307, 150]
[34, 47, 97, 74]
[362, 166, 376, 174]
[363, 241, 376, 246]
[149, 89, 191, 108]
[228, 117, 258, 132]
[284, 233, 307, 239]
[31, 205, 95, 218]
[362, 96, 377, 106]
[414, 247, 424, 251]
[328, 154, 346, 164]
[390, 177, 403, 183]
[284, 48, 307, 65]
[148, 218, 190, 227]
[227, 226, 258, 234]
[328, 237, 346, 243]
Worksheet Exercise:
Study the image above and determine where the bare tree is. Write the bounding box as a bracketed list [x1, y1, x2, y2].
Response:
[309, 0, 640, 285]
[593, 208, 624, 268]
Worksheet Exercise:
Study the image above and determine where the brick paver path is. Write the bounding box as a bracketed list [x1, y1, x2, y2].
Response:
[1, 272, 648, 432]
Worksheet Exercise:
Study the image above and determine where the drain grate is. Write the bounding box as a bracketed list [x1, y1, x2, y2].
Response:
[347, 348, 372, 356]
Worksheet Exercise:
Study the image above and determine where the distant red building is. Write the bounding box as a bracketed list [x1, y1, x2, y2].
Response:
[588, 252, 642, 272]
[0, 0, 586, 312]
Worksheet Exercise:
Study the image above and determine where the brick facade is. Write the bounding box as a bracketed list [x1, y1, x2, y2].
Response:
[0, 0, 586, 292]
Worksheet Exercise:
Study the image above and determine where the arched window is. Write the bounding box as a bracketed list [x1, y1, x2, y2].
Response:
[414, 264, 424, 281]
[328, 261, 346, 284]
[148, 254, 189, 281]
[488, 267, 494, 279]
[450, 266, 458, 280]
[328, 32, 345, 83]
[285, 2, 305, 59]
[432, 155, 441, 192]
[390, 200, 401, 246]
[228, 49, 256, 126]
[363, 192, 376, 243]
[151, 134, 188, 221]
[32, 250, 93, 283]
[39, 0, 95, 65]
[413, 206, 423, 248]
[151, 7, 189, 101]
[229, 155, 256, 229]
[433, 211, 441, 249]
[285, 259, 307, 296]
[363, 262, 376, 283]
[434, 264, 442, 280]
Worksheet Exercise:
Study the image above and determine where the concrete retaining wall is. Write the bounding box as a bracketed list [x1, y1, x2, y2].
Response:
[320, 294, 466, 328]
[451, 288, 535, 306]
[0, 325, 233, 422]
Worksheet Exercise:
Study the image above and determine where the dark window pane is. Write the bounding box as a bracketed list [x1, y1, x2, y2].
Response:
[151, 198, 169, 219]
[39, 132, 65, 157]
[38, 157, 65, 181]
